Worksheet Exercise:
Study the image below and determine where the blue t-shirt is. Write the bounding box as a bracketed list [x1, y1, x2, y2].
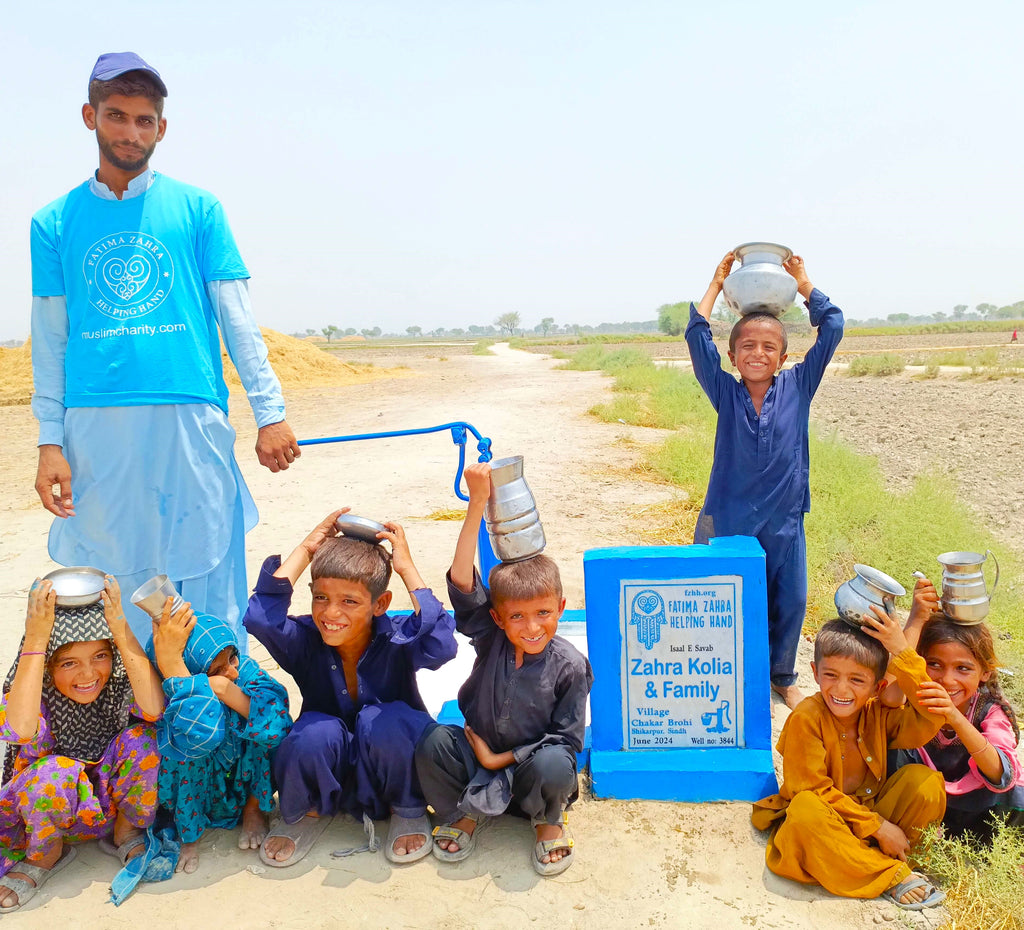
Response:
[30, 174, 249, 411]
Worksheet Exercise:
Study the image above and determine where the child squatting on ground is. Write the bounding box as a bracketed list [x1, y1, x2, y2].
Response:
[883, 576, 1024, 840]
[148, 597, 292, 873]
[751, 605, 948, 912]
[0, 577, 164, 912]
[415, 462, 594, 876]
[686, 252, 844, 710]
[244, 509, 457, 866]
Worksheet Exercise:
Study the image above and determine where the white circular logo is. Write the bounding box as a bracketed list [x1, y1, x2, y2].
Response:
[82, 232, 174, 320]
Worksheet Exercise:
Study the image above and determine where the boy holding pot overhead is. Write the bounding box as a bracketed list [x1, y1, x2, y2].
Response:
[686, 252, 844, 709]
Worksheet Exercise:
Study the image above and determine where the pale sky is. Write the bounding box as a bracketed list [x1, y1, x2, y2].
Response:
[2, 0, 1022, 340]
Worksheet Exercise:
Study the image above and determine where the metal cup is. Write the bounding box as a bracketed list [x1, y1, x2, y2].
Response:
[130, 574, 185, 620]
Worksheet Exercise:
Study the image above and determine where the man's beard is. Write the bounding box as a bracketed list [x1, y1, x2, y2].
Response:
[98, 135, 156, 172]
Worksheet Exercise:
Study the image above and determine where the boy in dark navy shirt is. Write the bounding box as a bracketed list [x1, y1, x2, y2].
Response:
[244, 509, 456, 867]
[686, 252, 844, 710]
[415, 463, 593, 876]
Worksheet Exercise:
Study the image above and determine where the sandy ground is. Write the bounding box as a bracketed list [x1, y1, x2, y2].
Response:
[0, 342, 1000, 929]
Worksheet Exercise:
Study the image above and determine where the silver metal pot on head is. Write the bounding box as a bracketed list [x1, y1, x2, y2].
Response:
[484, 455, 546, 562]
[834, 563, 906, 628]
[131, 574, 186, 620]
[937, 549, 999, 624]
[722, 242, 798, 317]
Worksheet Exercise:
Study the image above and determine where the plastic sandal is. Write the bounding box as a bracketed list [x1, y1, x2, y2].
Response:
[0, 845, 77, 913]
[99, 832, 147, 865]
[384, 814, 433, 864]
[881, 873, 946, 911]
[258, 814, 332, 868]
[532, 811, 574, 877]
[431, 814, 488, 863]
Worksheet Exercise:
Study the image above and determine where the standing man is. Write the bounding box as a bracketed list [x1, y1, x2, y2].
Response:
[30, 52, 300, 646]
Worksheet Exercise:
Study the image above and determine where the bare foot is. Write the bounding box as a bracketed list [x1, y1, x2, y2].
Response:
[435, 816, 476, 854]
[535, 822, 571, 865]
[263, 811, 319, 863]
[176, 840, 201, 874]
[0, 842, 62, 909]
[238, 796, 268, 850]
[771, 683, 805, 710]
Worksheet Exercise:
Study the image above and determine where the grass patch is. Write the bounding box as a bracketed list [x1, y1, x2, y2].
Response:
[556, 345, 654, 373]
[918, 819, 1024, 930]
[847, 354, 906, 376]
[574, 354, 1024, 689]
[846, 320, 1022, 336]
[472, 340, 495, 356]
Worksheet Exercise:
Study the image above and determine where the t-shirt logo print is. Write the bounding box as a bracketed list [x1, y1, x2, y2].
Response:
[83, 232, 175, 321]
[630, 590, 667, 650]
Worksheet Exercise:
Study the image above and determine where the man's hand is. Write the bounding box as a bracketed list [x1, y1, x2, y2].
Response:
[35, 445, 74, 518]
[872, 819, 910, 860]
[256, 420, 301, 473]
[783, 255, 814, 298]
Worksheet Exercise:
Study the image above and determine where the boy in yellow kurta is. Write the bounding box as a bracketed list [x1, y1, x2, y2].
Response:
[752, 607, 947, 911]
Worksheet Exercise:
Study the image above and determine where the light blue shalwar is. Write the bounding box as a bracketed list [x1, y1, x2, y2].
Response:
[30, 170, 285, 649]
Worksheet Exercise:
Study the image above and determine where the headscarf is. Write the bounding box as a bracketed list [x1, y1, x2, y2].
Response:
[180, 612, 237, 675]
[3, 602, 133, 783]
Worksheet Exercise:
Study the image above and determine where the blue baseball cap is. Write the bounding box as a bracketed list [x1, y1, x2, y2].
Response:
[88, 52, 168, 97]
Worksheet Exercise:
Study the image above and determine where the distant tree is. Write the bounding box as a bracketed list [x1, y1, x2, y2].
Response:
[322, 325, 339, 343]
[343, 327, 357, 336]
[977, 303, 998, 318]
[887, 313, 911, 325]
[495, 312, 521, 336]
[932, 311, 947, 322]
[952, 304, 968, 319]
[360, 328, 375, 339]
[467, 325, 486, 335]
[538, 316, 555, 337]
[449, 327, 465, 337]
[406, 325, 422, 338]
[305, 328, 317, 337]
[657, 302, 689, 337]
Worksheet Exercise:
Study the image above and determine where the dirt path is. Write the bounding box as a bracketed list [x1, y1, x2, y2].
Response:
[0, 346, 955, 929]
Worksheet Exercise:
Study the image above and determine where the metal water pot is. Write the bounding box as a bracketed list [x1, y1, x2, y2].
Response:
[484, 455, 546, 562]
[722, 242, 798, 317]
[937, 550, 999, 624]
[834, 563, 906, 627]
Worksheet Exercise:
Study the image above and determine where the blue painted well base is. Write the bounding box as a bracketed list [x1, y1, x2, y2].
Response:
[590, 747, 777, 803]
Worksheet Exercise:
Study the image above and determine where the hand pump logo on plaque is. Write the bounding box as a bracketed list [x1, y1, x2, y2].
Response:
[622, 577, 744, 749]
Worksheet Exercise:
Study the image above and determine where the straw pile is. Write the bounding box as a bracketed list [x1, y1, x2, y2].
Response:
[0, 329, 393, 407]
[0, 343, 33, 406]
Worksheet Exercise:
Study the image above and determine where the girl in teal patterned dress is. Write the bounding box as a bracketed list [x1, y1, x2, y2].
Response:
[149, 598, 291, 873]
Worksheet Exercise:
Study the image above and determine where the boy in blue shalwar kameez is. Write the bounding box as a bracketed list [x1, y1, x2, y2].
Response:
[149, 599, 292, 873]
[686, 252, 844, 709]
[243, 510, 457, 867]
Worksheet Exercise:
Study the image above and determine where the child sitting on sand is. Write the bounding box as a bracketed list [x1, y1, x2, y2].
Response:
[751, 607, 947, 912]
[415, 462, 593, 876]
[245, 510, 457, 867]
[0, 577, 163, 912]
[149, 598, 291, 873]
[686, 252, 844, 709]
[884, 576, 1024, 841]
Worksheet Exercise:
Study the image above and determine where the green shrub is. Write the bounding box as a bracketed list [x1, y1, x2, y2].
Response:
[847, 354, 906, 376]
[472, 340, 495, 356]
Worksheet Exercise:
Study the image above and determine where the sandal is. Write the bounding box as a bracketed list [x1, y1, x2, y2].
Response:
[99, 832, 147, 866]
[258, 814, 331, 869]
[384, 814, 433, 864]
[431, 814, 488, 863]
[881, 872, 945, 911]
[532, 812, 574, 877]
[0, 845, 77, 913]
